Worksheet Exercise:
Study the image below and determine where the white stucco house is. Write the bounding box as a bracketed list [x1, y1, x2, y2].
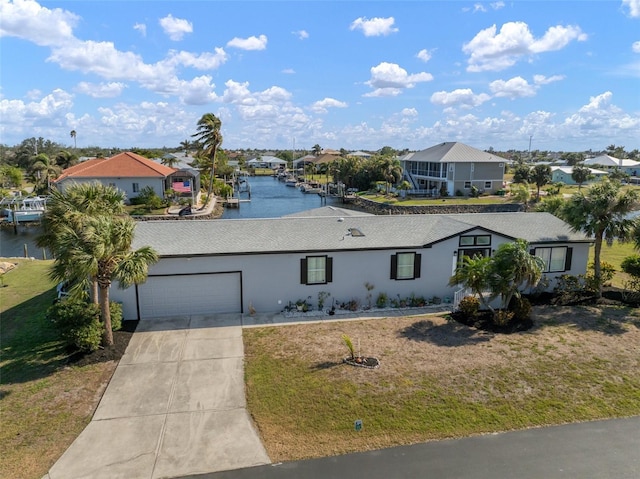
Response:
[111, 211, 591, 320]
[584, 155, 640, 177]
[54, 152, 176, 203]
[247, 156, 287, 169]
[399, 142, 506, 197]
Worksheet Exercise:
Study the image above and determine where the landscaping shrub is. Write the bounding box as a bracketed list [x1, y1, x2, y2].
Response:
[109, 301, 123, 331]
[376, 292, 388, 308]
[585, 261, 616, 292]
[458, 295, 480, 319]
[509, 296, 532, 322]
[492, 309, 514, 327]
[621, 255, 640, 278]
[47, 299, 102, 352]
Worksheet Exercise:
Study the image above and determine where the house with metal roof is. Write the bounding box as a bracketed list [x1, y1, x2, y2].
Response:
[399, 142, 506, 197]
[111, 212, 591, 321]
[551, 166, 608, 185]
[54, 152, 176, 203]
[584, 155, 640, 177]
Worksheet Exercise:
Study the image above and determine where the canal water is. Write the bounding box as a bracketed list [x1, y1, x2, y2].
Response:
[0, 176, 338, 257]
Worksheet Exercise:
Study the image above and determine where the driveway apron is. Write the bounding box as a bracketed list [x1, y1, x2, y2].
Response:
[46, 314, 270, 479]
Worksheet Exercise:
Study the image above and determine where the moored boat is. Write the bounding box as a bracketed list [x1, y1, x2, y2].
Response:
[1, 196, 47, 223]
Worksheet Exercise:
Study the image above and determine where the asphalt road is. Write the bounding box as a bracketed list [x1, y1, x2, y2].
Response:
[181, 416, 640, 479]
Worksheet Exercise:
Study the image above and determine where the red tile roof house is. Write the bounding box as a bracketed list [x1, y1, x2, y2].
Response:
[53, 152, 177, 203]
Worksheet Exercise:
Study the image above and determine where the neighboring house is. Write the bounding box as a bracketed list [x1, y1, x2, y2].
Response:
[54, 152, 176, 202]
[247, 156, 287, 169]
[584, 155, 640, 176]
[349, 150, 372, 159]
[399, 142, 506, 196]
[293, 155, 316, 169]
[551, 166, 608, 185]
[112, 212, 590, 320]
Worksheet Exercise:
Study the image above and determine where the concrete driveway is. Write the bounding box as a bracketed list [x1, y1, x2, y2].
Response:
[46, 314, 270, 479]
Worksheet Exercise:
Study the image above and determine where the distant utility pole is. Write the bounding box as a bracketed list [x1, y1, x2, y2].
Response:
[528, 135, 533, 161]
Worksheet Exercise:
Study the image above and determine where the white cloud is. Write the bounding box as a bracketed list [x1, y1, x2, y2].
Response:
[473, 4, 487, 13]
[416, 49, 433, 62]
[402, 108, 418, 117]
[633, 41, 640, 53]
[293, 30, 308, 40]
[227, 34, 268, 51]
[0, 0, 78, 47]
[622, 0, 640, 17]
[75, 81, 127, 98]
[165, 48, 228, 70]
[533, 74, 564, 85]
[489, 77, 536, 98]
[463, 21, 587, 72]
[491, 2, 505, 10]
[133, 23, 146, 37]
[0, 88, 74, 135]
[364, 62, 433, 97]
[311, 97, 348, 114]
[563, 91, 640, 134]
[159, 14, 192, 41]
[282, 68, 295, 74]
[349, 17, 398, 37]
[430, 88, 491, 108]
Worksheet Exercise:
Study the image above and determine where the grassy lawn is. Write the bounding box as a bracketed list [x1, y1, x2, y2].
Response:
[0, 259, 117, 479]
[592, 241, 638, 288]
[244, 306, 640, 462]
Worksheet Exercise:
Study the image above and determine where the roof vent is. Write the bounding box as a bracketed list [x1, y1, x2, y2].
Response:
[338, 217, 344, 222]
[348, 228, 365, 237]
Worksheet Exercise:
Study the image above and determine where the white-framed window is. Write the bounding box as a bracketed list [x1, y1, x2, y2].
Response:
[533, 247, 572, 273]
[300, 256, 332, 285]
[459, 235, 491, 247]
[391, 252, 421, 280]
[132, 183, 140, 193]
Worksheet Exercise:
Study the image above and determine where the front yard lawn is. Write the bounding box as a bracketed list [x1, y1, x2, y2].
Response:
[244, 306, 640, 462]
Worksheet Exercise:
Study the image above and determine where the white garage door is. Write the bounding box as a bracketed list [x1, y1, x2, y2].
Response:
[138, 272, 242, 319]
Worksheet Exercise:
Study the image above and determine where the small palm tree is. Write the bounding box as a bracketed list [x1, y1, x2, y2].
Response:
[37, 182, 127, 304]
[312, 144, 322, 156]
[449, 254, 493, 311]
[70, 130, 77, 149]
[30, 153, 61, 192]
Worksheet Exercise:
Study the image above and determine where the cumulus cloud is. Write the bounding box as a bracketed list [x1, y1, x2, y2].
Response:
[75, 81, 127, 98]
[159, 14, 192, 41]
[133, 23, 146, 37]
[463, 21, 587, 72]
[293, 30, 308, 40]
[0, 88, 74, 132]
[311, 97, 348, 114]
[349, 17, 398, 37]
[489, 76, 536, 98]
[633, 41, 640, 53]
[282, 68, 295, 74]
[165, 48, 228, 70]
[622, 0, 640, 17]
[227, 34, 268, 50]
[533, 74, 564, 85]
[364, 62, 433, 97]
[0, 0, 78, 46]
[402, 108, 418, 117]
[416, 49, 433, 62]
[430, 88, 491, 108]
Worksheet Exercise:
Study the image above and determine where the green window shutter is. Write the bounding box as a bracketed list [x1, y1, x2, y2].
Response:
[300, 258, 307, 284]
[390, 254, 397, 279]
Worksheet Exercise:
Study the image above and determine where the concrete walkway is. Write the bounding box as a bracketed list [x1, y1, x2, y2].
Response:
[46, 314, 270, 479]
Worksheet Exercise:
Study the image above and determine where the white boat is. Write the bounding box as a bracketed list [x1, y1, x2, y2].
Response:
[285, 177, 298, 187]
[1, 196, 47, 222]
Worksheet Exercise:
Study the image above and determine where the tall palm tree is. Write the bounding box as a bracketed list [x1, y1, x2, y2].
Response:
[161, 155, 180, 168]
[530, 164, 552, 200]
[51, 214, 157, 346]
[312, 144, 322, 156]
[382, 158, 403, 195]
[562, 178, 639, 297]
[70, 130, 77, 149]
[37, 183, 128, 303]
[192, 113, 223, 199]
[179, 139, 191, 154]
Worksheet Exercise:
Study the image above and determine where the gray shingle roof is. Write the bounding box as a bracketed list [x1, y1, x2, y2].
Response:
[132, 212, 590, 257]
[400, 142, 505, 164]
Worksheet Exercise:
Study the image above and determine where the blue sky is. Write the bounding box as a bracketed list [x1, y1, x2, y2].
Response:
[1, 0, 639, 153]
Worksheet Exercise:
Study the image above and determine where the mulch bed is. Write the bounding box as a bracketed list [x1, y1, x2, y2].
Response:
[67, 320, 138, 367]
